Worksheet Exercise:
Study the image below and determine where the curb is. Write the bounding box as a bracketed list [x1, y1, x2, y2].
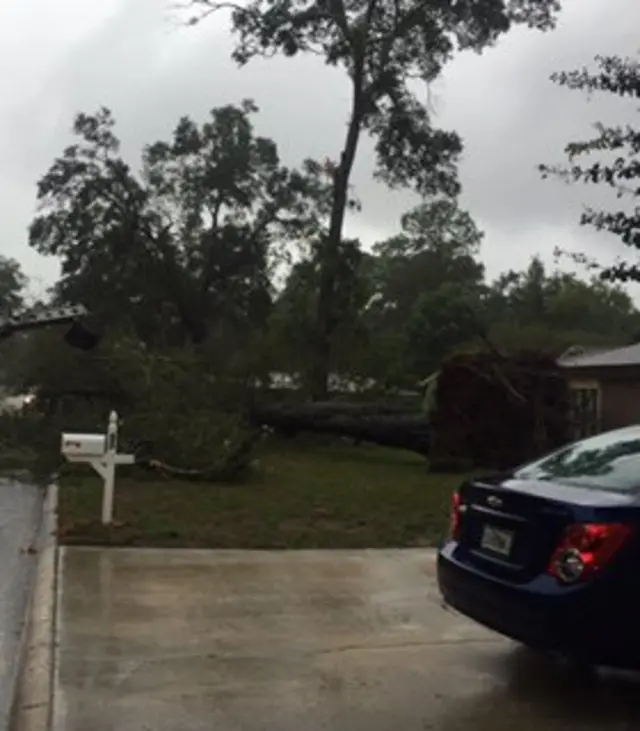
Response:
[11, 483, 58, 731]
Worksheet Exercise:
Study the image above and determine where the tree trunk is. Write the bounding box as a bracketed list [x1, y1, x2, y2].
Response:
[310, 95, 365, 401]
[250, 401, 430, 456]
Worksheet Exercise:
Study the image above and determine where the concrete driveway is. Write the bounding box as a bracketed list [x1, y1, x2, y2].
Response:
[52, 547, 640, 731]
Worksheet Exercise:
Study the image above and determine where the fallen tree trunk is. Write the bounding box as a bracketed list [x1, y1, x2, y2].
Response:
[249, 402, 430, 456]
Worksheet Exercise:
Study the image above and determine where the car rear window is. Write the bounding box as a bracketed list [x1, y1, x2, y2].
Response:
[514, 427, 640, 492]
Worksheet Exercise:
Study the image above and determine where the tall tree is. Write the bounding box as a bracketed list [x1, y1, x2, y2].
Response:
[487, 256, 548, 326]
[361, 198, 485, 383]
[29, 102, 327, 350]
[372, 198, 485, 318]
[187, 0, 562, 398]
[376, 197, 484, 259]
[540, 52, 640, 282]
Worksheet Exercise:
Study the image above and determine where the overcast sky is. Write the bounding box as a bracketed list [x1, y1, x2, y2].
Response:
[0, 0, 638, 299]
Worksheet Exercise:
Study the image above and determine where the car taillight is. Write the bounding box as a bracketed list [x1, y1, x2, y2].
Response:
[449, 492, 462, 541]
[548, 522, 633, 584]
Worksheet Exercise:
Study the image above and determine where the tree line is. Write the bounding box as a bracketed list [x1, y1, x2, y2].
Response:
[0, 94, 638, 399]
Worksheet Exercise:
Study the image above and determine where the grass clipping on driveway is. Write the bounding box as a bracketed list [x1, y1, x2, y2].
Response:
[58, 442, 472, 549]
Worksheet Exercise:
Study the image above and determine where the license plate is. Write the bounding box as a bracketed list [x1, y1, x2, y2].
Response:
[480, 525, 514, 557]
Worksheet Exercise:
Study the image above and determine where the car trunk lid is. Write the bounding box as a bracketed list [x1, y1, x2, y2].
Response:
[456, 475, 635, 583]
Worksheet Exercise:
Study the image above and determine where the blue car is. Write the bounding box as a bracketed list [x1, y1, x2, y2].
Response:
[437, 425, 640, 669]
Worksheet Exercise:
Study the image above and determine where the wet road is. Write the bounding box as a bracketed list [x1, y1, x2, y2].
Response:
[54, 547, 640, 731]
[0, 477, 42, 728]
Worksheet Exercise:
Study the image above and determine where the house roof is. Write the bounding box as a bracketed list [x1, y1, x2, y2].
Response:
[558, 342, 640, 369]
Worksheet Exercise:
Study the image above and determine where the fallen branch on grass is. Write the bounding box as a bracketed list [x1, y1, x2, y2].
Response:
[133, 430, 262, 482]
[136, 456, 255, 482]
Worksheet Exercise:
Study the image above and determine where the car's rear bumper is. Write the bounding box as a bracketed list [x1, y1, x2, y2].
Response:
[437, 542, 639, 668]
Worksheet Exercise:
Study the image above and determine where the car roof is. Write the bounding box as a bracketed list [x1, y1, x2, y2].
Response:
[577, 425, 640, 443]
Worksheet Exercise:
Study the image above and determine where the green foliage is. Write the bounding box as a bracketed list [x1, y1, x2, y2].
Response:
[29, 102, 330, 348]
[4, 329, 259, 480]
[403, 282, 482, 378]
[540, 52, 640, 281]
[485, 256, 640, 347]
[375, 198, 484, 259]
[365, 199, 485, 382]
[0, 256, 29, 385]
[268, 237, 371, 385]
[114, 342, 260, 479]
[0, 256, 27, 314]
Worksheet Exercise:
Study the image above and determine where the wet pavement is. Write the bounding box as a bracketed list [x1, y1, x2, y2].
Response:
[0, 477, 42, 728]
[53, 547, 640, 731]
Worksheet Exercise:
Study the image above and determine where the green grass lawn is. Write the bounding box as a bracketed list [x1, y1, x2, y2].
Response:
[57, 440, 475, 549]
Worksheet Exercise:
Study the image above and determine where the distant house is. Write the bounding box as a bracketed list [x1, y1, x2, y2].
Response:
[558, 343, 640, 439]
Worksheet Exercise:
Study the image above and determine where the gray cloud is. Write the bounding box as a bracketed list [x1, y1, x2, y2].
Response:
[1, 0, 639, 293]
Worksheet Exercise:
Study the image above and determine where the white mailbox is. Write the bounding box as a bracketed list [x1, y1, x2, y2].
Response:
[60, 412, 134, 525]
[61, 433, 106, 460]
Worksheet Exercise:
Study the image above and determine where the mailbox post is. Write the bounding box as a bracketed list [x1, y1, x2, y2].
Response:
[61, 410, 135, 525]
[103, 411, 119, 525]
